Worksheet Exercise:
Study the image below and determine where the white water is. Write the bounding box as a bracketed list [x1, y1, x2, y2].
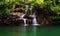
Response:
[33, 17, 37, 24]
[20, 14, 25, 19]
[19, 5, 29, 26]
[30, 13, 39, 26]
[20, 14, 28, 26]
[32, 16, 39, 26]
[23, 19, 28, 26]
[20, 4, 39, 26]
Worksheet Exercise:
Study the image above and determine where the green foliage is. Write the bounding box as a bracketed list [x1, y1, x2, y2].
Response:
[0, 0, 60, 20]
[44, 0, 60, 20]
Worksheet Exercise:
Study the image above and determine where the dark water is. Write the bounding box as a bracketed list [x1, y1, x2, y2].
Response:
[0, 26, 60, 36]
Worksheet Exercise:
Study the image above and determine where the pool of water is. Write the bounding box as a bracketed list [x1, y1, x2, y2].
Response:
[0, 25, 60, 36]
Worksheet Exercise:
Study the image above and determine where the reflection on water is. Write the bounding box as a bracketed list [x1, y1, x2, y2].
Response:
[0, 26, 60, 36]
[33, 26, 37, 36]
[0, 26, 37, 36]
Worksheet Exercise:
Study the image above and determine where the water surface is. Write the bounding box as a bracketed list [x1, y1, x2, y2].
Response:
[0, 26, 60, 36]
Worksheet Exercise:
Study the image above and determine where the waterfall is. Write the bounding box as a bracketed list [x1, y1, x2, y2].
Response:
[20, 14, 25, 19]
[20, 14, 28, 26]
[33, 17, 37, 24]
[19, 2, 40, 26]
[19, 5, 29, 26]
[23, 19, 27, 26]
[29, 12, 40, 26]
[32, 17, 39, 26]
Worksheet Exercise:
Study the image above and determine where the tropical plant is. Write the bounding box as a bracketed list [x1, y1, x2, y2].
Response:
[0, 0, 60, 20]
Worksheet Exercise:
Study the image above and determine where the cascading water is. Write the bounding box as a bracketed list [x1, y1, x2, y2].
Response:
[33, 16, 37, 24]
[23, 19, 27, 26]
[20, 4, 29, 26]
[23, 5, 29, 26]
[32, 16, 39, 26]
[20, 0, 39, 26]
[19, 0, 29, 26]
[20, 14, 25, 19]
[30, 13, 39, 26]
[20, 14, 28, 26]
